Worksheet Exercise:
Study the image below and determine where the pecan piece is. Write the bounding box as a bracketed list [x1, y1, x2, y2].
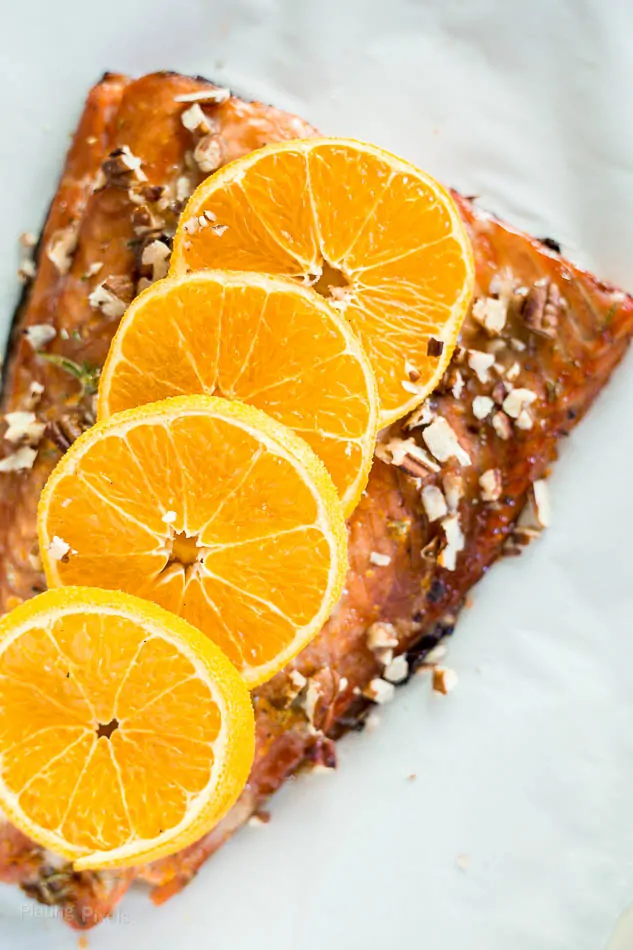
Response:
[522, 280, 561, 338]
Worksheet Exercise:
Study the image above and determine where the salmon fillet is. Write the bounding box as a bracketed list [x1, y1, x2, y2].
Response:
[0, 71, 631, 929]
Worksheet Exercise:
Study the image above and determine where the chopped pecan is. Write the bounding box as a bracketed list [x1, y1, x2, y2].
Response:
[296, 669, 340, 733]
[88, 276, 134, 319]
[427, 337, 444, 357]
[47, 224, 79, 275]
[140, 184, 165, 203]
[181, 103, 215, 135]
[375, 436, 440, 476]
[522, 280, 562, 338]
[432, 666, 459, 694]
[46, 415, 84, 452]
[131, 204, 165, 237]
[306, 734, 337, 770]
[140, 240, 171, 282]
[193, 133, 224, 173]
[101, 145, 146, 187]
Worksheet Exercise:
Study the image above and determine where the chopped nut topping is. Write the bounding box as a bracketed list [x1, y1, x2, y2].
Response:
[140, 184, 165, 203]
[289, 669, 307, 690]
[367, 622, 399, 652]
[366, 626, 397, 668]
[174, 87, 230, 104]
[451, 370, 465, 400]
[479, 468, 502, 502]
[0, 446, 37, 472]
[88, 281, 128, 320]
[278, 669, 308, 708]
[438, 514, 465, 571]
[502, 387, 537, 419]
[510, 337, 526, 352]
[405, 401, 435, 429]
[101, 145, 146, 185]
[467, 349, 495, 384]
[176, 175, 196, 203]
[492, 380, 508, 404]
[18, 259, 36, 283]
[24, 324, 56, 351]
[423, 418, 471, 466]
[421, 484, 448, 522]
[85, 261, 104, 278]
[369, 551, 391, 567]
[423, 643, 448, 665]
[375, 436, 440, 475]
[288, 669, 307, 696]
[131, 203, 164, 236]
[522, 280, 561, 338]
[533, 479, 551, 527]
[489, 269, 517, 301]
[491, 410, 512, 440]
[515, 409, 534, 430]
[472, 395, 494, 420]
[442, 471, 464, 513]
[25, 380, 45, 410]
[364, 678, 395, 705]
[47, 224, 79, 275]
[4, 412, 45, 446]
[505, 361, 520, 382]
[193, 134, 224, 174]
[47, 535, 73, 562]
[383, 654, 409, 684]
[511, 481, 551, 544]
[298, 677, 322, 728]
[427, 337, 444, 357]
[18, 232, 37, 283]
[141, 240, 171, 282]
[180, 103, 213, 134]
[472, 296, 507, 335]
[46, 416, 84, 453]
[432, 666, 459, 694]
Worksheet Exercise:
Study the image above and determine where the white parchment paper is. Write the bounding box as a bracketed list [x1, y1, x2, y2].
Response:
[1, 1, 633, 948]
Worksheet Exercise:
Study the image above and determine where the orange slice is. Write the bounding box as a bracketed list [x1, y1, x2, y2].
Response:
[0, 587, 254, 870]
[38, 395, 347, 687]
[97, 271, 378, 517]
[170, 137, 475, 426]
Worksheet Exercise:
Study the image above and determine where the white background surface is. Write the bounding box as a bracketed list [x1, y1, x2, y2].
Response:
[1, 1, 633, 947]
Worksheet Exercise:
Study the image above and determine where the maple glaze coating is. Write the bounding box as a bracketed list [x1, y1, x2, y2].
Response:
[0, 72, 632, 927]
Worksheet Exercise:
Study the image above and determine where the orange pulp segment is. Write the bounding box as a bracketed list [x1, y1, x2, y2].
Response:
[170, 137, 475, 426]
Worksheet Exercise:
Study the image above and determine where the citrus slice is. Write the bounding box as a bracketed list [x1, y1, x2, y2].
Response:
[97, 271, 378, 517]
[0, 587, 254, 870]
[38, 395, 347, 687]
[170, 137, 475, 426]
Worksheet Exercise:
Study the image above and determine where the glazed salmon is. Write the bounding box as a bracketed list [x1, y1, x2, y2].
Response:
[0, 72, 631, 929]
